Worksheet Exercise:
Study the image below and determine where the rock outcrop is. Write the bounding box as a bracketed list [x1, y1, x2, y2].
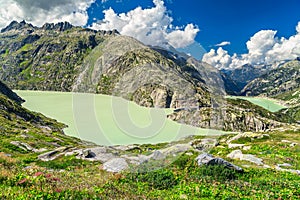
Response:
[0, 80, 24, 104]
[196, 153, 244, 172]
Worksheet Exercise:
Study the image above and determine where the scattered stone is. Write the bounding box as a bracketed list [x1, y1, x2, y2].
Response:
[103, 158, 128, 173]
[281, 140, 291, 143]
[83, 149, 96, 158]
[195, 153, 243, 172]
[190, 138, 218, 150]
[228, 144, 245, 149]
[112, 145, 140, 151]
[150, 150, 166, 160]
[275, 166, 300, 175]
[280, 140, 298, 147]
[38, 146, 71, 161]
[10, 141, 28, 151]
[121, 154, 149, 165]
[160, 144, 192, 156]
[227, 150, 264, 165]
[227, 132, 270, 144]
[74, 147, 117, 162]
[277, 163, 292, 168]
[243, 146, 252, 150]
[185, 152, 194, 156]
[262, 164, 271, 169]
[33, 148, 48, 153]
[290, 143, 298, 147]
[179, 194, 188, 199]
[10, 141, 47, 153]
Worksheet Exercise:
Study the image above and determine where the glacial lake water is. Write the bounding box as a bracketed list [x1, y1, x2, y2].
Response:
[16, 90, 225, 146]
[226, 96, 286, 112]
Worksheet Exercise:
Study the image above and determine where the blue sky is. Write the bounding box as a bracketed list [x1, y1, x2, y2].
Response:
[87, 0, 300, 55]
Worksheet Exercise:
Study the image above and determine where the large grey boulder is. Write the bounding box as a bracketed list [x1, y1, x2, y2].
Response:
[227, 150, 264, 165]
[103, 158, 129, 173]
[196, 153, 243, 172]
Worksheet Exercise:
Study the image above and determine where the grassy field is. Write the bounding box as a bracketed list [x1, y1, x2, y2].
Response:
[16, 90, 224, 146]
[0, 130, 299, 199]
[226, 96, 286, 112]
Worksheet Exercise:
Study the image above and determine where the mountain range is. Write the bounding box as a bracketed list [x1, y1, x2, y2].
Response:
[0, 21, 299, 132]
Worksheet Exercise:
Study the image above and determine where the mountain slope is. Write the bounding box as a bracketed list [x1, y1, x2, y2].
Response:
[1, 21, 296, 132]
[241, 59, 300, 97]
[0, 21, 118, 91]
[221, 64, 271, 95]
[0, 21, 224, 110]
[0, 80, 65, 134]
[0, 80, 24, 104]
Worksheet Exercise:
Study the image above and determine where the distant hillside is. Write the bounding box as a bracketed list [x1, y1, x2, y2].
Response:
[221, 64, 270, 95]
[241, 59, 300, 97]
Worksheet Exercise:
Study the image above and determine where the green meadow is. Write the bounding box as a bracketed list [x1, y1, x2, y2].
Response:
[16, 90, 224, 146]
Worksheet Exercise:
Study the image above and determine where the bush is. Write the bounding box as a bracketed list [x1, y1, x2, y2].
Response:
[197, 165, 238, 181]
[127, 169, 179, 190]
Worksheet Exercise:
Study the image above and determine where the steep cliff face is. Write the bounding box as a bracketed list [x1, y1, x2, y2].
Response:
[168, 98, 286, 132]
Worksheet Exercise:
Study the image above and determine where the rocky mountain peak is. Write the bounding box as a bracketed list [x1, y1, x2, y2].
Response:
[1, 20, 34, 33]
[41, 21, 73, 32]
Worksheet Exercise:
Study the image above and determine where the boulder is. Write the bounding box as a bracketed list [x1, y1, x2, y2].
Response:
[103, 158, 128, 173]
[227, 150, 263, 165]
[195, 153, 243, 172]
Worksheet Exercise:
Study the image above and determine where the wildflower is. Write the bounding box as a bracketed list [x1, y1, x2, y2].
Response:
[55, 188, 62, 193]
[34, 172, 43, 177]
[17, 178, 28, 185]
[45, 173, 52, 178]
[51, 177, 61, 182]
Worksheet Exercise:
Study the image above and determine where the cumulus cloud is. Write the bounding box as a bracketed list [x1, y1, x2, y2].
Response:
[90, 0, 199, 48]
[215, 41, 231, 47]
[0, 0, 95, 29]
[203, 22, 300, 69]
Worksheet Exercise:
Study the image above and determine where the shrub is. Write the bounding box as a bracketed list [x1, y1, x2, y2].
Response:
[127, 169, 179, 190]
[197, 165, 238, 181]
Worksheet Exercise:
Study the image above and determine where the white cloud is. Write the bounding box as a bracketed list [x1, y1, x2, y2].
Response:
[0, 0, 95, 29]
[90, 0, 199, 48]
[203, 22, 300, 69]
[202, 48, 233, 69]
[215, 41, 231, 47]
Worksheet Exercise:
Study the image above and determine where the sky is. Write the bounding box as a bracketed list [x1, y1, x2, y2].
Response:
[1, 0, 300, 69]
